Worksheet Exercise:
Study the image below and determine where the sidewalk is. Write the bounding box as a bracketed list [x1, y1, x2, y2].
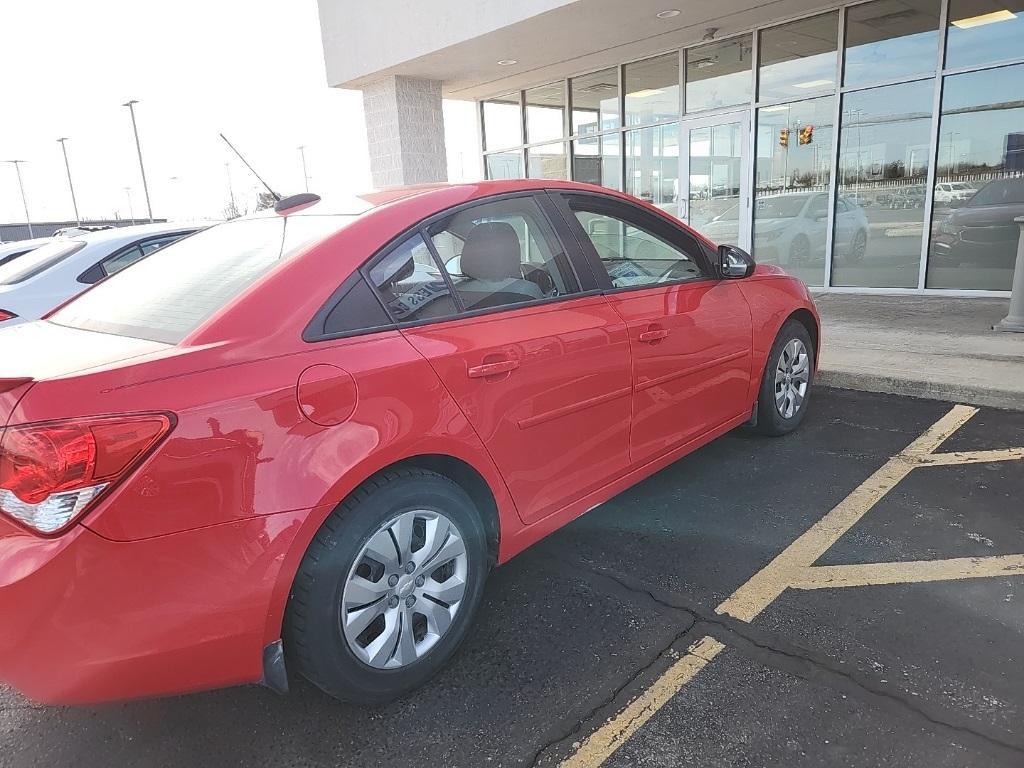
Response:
[812, 292, 1024, 411]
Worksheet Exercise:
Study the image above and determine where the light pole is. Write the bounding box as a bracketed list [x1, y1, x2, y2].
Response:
[124, 187, 135, 224]
[298, 145, 309, 192]
[3, 160, 33, 238]
[56, 138, 81, 226]
[122, 99, 154, 222]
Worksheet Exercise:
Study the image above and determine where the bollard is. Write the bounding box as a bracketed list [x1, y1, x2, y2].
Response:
[995, 216, 1024, 333]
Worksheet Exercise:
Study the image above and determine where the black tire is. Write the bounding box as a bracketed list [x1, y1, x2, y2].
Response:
[847, 230, 867, 263]
[285, 468, 489, 703]
[754, 319, 815, 436]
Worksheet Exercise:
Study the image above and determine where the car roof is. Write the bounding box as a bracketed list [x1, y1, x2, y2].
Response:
[0, 236, 56, 256]
[246, 180, 630, 221]
[72, 221, 202, 246]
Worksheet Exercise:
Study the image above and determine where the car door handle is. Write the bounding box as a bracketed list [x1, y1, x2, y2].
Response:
[468, 359, 519, 378]
[638, 329, 670, 343]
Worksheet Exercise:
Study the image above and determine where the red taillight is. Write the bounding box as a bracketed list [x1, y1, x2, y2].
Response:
[0, 310, 17, 322]
[0, 414, 172, 534]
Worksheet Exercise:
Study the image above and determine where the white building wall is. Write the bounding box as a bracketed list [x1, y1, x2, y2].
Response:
[362, 76, 448, 188]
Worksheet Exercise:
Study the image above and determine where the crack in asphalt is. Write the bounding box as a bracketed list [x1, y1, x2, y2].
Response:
[528, 562, 1024, 766]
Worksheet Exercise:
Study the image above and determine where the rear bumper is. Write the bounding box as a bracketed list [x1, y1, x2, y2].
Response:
[0, 510, 307, 705]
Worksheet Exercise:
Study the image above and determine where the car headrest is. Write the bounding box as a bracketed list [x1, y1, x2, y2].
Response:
[460, 222, 523, 281]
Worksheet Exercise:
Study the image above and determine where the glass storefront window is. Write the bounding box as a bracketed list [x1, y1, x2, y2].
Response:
[927, 63, 1024, 290]
[483, 94, 522, 151]
[685, 36, 754, 113]
[527, 142, 569, 180]
[624, 53, 680, 126]
[526, 83, 566, 145]
[758, 13, 839, 103]
[625, 123, 680, 216]
[687, 121, 745, 244]
[843, 0, 940, 86]
[945, 0, 1024, 70]
[485, 151, 524, 180]
[573, 133, 622, 190]
[832, 81, 934, 288]
[753, 96, 835, 286]
[571, 68, 620, 135]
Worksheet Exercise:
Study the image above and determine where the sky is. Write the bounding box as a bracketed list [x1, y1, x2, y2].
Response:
[0, 0, 481, 226]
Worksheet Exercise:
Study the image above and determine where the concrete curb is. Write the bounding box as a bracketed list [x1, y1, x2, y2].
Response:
[816, 369, 1024, 412]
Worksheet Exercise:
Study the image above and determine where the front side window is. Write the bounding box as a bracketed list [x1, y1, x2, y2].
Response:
[429, 197, 579, 312]
[570, 201, 707, 288]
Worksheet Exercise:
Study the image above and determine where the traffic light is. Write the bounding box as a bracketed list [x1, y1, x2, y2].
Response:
[798, 125, 815, 145]
[779, 128, 790, 148]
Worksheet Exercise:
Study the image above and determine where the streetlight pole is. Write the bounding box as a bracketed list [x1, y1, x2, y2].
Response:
[3, 160, 33, 238]
[122, 99, 154, 222]
[124, 187, 135, 224]
[298, 145, 309, 192]
[56, 138, 81, 226]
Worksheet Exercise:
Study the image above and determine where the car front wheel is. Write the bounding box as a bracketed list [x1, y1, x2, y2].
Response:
[755, 319, 814, 436]
[286, 468, 490, 703]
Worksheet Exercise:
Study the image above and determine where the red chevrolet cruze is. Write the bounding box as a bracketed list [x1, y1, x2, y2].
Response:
[0, 181, 818, 704]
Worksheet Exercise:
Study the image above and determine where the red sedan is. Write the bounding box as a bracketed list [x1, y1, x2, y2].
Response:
[0, 180, 818, 704]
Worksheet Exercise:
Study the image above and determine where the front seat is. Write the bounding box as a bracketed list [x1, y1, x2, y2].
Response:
[456, 221, 544, 310]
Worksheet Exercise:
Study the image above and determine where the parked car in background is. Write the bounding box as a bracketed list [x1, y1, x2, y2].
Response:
[931, 177, 1024, 267]
[933, 181, 976, 207]
[0, 181, 819, 706]
[705, 192, 868, 266]
[0, 222, 198, 326]
[0, 237, 55, 267]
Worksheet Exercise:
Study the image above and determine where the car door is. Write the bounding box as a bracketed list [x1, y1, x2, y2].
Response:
[551, 191, 754, 466]
[368, 193, 633, 525]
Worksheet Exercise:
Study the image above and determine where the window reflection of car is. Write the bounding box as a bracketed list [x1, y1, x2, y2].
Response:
[930, 177, 1024, 267]
[934, 182, 975, 207]
[886, 185, 927, 209]
[702, 192, 868, 266]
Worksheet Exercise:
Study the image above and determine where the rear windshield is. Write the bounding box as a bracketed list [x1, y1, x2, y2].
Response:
[0, 240, 86, 285]
[51, 215, 351, 344]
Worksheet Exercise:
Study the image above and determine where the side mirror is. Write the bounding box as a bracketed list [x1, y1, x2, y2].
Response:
[718, 244, 756, 279]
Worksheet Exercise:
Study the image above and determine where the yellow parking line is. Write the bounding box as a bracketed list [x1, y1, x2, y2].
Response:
[559, 404, 978, 768]
[918, 447, 1024, 466]
[791, 554, 1024, 589]
[560, 636, 725, 768]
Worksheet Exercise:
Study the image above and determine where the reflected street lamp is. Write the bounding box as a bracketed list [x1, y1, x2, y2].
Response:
[298, 145, 309, 192]
[122, 99, 154, 222]
[56, 138, 81, 226]
[3, 160, 33, 238]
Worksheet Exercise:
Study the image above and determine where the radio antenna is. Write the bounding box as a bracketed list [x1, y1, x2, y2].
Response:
[219, 133, 281, 201]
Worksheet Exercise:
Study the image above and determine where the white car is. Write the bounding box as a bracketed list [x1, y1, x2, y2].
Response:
[933, 182, 975, 207]
[0, 223, 198, 327]
[0, 236, 56, 267]
[702, 192, 869, 266]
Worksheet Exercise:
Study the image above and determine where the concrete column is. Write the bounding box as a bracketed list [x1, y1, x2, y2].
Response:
[994, 216, 1024, 333]
[362, 76, 447, 188]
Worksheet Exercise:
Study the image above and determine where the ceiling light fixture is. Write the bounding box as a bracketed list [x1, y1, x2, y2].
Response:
[629, 88, 665, 98]
[656, 9, 681, 18]
[793, 78, 833, 89]
[951, 9, 1016, 28]
[497, 59, 518, 66]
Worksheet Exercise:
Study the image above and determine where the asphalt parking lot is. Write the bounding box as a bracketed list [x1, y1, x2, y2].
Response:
[2, 387, 1022, 768]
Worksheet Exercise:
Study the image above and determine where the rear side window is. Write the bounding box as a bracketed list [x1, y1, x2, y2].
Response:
[52, 216, 349, 343]
[368, 234, 459, 323]
[0, 240, 85, 285]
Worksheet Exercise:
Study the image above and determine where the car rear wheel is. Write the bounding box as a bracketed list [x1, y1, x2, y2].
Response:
[754, 319, 814, 436]
[285, 468, 489, 703]
[847, 230, 867, 263]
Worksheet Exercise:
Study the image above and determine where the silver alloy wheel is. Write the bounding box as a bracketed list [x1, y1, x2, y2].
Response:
[774, 338, 810, 419]
[341, 509, 468, 669]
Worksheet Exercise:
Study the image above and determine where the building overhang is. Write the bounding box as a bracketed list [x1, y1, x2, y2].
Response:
[319, 0, 835, 100]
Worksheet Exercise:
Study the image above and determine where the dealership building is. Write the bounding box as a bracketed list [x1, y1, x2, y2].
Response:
[318, 0, 1024, 295]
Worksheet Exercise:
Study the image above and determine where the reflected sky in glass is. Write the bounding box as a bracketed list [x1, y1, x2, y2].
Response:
[843, 0, 940, 86]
